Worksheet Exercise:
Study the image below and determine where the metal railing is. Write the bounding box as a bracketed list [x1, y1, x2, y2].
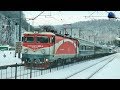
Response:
[0, 61, 79, 79]
[0, 53, 114, 79]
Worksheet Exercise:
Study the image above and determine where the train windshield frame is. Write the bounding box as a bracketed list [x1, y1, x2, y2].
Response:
[36, 36, 49, 43]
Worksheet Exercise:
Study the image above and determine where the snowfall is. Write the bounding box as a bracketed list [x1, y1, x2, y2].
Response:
[0, 50, 120, 79]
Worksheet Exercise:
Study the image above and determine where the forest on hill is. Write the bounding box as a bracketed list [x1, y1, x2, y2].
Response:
[0, 11, 33, 31]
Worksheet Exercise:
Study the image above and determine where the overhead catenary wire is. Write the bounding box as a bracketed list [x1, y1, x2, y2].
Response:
[31, 11, 44, 20]
[25, 11, 120, 26]
[26, 11, 63, 25]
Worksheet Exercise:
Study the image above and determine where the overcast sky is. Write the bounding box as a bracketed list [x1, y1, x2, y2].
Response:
[23, 11, 120, 26]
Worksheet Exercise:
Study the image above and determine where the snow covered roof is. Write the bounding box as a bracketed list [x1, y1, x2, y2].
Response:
[23, 32, 55, 35]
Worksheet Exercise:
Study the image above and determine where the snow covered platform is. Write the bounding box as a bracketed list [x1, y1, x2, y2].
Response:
[32, 53, 120, 79]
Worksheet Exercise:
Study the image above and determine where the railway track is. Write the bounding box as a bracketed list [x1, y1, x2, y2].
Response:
[65, 55, 116, 79]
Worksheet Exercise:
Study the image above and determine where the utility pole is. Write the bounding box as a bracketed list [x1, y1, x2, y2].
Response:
[89, 36, 90, 42]
[79, 28, 81, 38]
[18, 11, 22, 58]
[19, 11, 22, 42]
[118, 27, 120, 47]
[71, 26, 72, 37]
[28, 24, 30, 31]
[93, 35, 96, 56]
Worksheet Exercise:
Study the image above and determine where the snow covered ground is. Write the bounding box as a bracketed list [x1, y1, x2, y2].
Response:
[0, 51, 21, 66]
[32, 53, 120, 79]
[0, 51, 120, 79]
[91, 53, 120, 79]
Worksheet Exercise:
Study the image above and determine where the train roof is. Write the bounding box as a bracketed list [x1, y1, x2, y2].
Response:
[23, 32, 55, 35]
[95, 44, 112, 49]
[55, 33, 78, 41]
[40, 32, 55, 35]
[23, 32, 34, 34]
[23, 32, 78, 41]
[77, 38, 112, 49]
[0, 45, 9, 47]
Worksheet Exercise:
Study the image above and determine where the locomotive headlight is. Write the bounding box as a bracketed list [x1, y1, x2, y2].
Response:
[24, 49, 28, 53]
[46, 59, 48, 61]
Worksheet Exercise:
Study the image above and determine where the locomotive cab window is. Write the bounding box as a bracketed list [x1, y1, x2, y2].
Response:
[23, 37, 34, 43]
[37, 36, 49, 43]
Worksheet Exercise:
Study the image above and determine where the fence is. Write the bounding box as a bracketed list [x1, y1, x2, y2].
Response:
[0, 53, 114, 79]
[0, 59, 84, 79]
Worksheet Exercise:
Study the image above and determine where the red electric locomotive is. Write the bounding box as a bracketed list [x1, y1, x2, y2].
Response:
[21, 31, 79, 69]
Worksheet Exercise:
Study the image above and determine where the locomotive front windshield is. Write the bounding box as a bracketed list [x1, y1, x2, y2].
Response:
[37, 36, 49, 43]
[22, 37, 34, 43]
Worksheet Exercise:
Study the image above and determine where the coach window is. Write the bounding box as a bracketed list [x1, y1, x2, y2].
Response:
[84, 46, 86, 50]
[37, 36, 49, 43]
[82, 46, 84, 50]
[80, 45, 83, 50]
[88, 46, 90, 50]
[81, 45, 84, 50]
